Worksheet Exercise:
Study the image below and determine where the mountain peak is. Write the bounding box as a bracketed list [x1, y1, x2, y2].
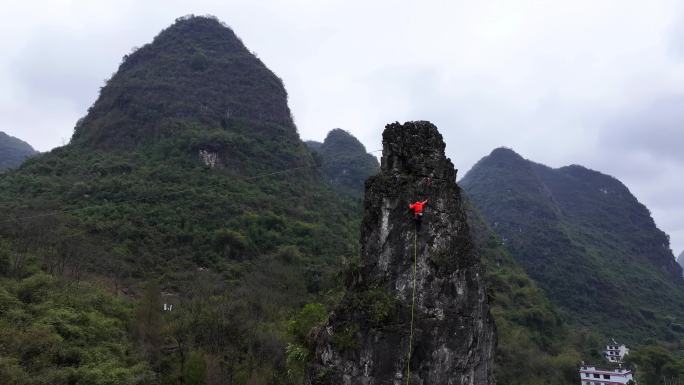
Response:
[170, 14, 225, 28]
[323, 128, 367, 154]
[381, 121, 454, 180]
[148, 15, 246, 57]
[488, 146, 525, 162]
[0, 131, 38, 171]
[307, 128, 379, 196]
[462, 148, 684, 342]
[71, 15, 299, 155]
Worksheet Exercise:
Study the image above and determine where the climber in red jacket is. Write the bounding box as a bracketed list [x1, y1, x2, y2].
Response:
[409, 199, 428, 230]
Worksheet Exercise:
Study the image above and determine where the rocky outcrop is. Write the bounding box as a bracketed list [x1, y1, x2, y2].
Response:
[307, 121, 495, 385]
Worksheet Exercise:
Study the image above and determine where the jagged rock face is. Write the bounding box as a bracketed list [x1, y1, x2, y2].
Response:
[307, 121, 495, 385]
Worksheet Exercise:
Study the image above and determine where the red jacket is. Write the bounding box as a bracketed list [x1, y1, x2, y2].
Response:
[409, 200, 428, 214]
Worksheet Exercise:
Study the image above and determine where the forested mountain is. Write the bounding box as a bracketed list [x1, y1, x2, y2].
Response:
[0, 15, 361, 384]
[0, 131, 38, 171]
[468, 203, 582, 384]
[461, 147, 684, 344]
[306, 129, 379, 197]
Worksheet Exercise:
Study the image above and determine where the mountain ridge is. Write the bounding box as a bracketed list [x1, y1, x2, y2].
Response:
[461, 147, 684, 343]
[306, 128, 379, 196]
[0, 131, 38, 171]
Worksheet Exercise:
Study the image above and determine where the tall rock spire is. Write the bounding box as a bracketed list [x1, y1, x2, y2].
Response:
[307, 121, 495, 385]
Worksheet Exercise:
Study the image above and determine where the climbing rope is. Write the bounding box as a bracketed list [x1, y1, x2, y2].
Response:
[406, 225, 417, 385]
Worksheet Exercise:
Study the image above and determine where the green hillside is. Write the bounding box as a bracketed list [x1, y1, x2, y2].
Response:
[461, 147, 684, 344]
[0, 15, 360, 384]
[467, 203, 582, 384]
[0, 132, 38, 171]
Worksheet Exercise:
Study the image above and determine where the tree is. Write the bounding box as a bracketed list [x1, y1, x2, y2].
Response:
[0, 239, 10, 275]
[183, 351, 207, 385]
[133, 282, 164, 371]
[627, 345, 679, 385]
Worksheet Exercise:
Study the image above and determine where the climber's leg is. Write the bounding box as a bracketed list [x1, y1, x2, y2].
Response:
[414, 213, 422, 231]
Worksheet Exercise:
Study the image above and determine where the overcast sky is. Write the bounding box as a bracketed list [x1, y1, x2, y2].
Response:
[1, 0, 683, 255]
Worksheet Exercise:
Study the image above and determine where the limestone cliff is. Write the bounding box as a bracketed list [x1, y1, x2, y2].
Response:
[307, 121, 496, 385]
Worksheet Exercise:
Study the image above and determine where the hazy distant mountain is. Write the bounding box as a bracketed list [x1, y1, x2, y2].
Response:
[0, 131, 38, 171]
[461, 147, 684, 343]
[306, 128, 379, 196]
[305, 140, 322, 151]
[678, 251, 684, 277]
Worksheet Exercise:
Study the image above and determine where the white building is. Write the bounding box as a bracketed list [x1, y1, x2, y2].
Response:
[604, 339, 630, 363]
[580, 365, 633, 385]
